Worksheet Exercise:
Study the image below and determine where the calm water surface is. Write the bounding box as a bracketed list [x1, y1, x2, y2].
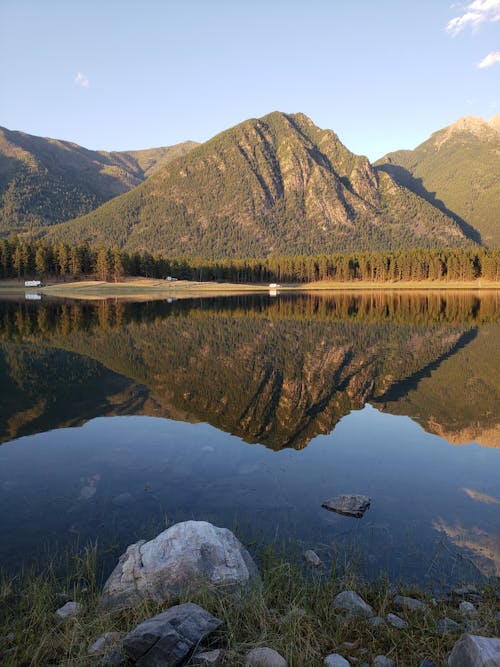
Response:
[0, 292, 499, 587]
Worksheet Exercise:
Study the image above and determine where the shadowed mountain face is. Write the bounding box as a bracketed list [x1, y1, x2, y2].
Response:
[376, 115, 500, 247]
[1, 293, 498, 449]
[0, 126, 197, 234]
[44, 112, 468, 257]
[377, 322, 500, 447]
[0, 342, 151, 443]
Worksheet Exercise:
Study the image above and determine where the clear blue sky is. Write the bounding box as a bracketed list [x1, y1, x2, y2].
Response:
[1, 0, 499, 160]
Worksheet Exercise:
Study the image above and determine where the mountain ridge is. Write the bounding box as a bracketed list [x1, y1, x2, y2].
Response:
[0, 125, 198, 234]
[43, 111, 468, 258]
[376, 114, 500, 247]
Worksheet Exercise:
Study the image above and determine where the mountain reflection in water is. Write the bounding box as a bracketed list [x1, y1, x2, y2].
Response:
[0, 291, 498, 583]
[0, 292, 498, 449]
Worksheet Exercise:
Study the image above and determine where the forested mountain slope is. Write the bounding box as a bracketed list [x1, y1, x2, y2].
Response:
[0, 126, 197, 234]
[45, 112, 469, 258]
[376, 115, 500, 247]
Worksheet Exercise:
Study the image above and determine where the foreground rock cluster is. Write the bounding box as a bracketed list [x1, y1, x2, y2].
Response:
[47, 520, 499, 666]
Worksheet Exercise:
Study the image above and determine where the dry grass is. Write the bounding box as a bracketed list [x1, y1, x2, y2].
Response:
[1, 277, 499, 302]
[1, 546, 499, 666]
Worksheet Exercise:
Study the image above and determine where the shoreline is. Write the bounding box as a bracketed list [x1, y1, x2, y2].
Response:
[1, 538, 498, 666]
[1, 277, 499, 301]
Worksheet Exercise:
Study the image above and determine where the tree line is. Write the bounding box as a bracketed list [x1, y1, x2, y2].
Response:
[2, 292, 499, 345]
[1, 237, 499, 283]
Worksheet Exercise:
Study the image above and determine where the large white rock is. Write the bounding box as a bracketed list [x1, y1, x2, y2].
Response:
[100, 520, 261, 610]
[448, 633, 500, 666]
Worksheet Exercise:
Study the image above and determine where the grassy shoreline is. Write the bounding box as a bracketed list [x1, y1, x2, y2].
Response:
[1, 277, 499, 301]
[1, 545, 498, 666]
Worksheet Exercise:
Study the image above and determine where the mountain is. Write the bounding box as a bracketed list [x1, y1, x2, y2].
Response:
[44, 112, 469, 258]
[0, 126, 197, 234]
[376, 115, 500, 247]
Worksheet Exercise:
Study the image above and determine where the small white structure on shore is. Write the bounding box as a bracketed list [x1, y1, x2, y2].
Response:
[166, 276, 178, 282]
[269, 283, 280, 288]
[25, 280, 42, 287]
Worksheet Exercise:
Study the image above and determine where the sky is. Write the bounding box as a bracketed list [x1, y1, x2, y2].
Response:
[1, 0, 499, 160]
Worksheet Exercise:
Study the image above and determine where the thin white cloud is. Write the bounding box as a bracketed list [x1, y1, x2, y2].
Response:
[74, 72, 90, 88]
[447, 0, 500, 34]
[478, 50, 500, 67]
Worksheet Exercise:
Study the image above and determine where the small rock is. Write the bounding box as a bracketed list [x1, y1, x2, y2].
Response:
[386, 613, 407, 629]
[79, 485, 96, 500]
[459, 601, 479, 618]
[373, 657, 395, 667]
[123, 602, 221, 667]
[88, 632, 123, 656]
[54, 601, 82, 621]
[448, 633, 500, 666]
[393, 594, 427, 612]
[245, 646, 287, 667]
[193, 648, 225, 665]
[436, 617, 462, 635]
[368, 616, 385, 628]
[419, 661, 436, 667]
[333, 590, 374, 617]
[322, 494, 371, 518]
[453, 585, 478, 596]
[112, 492, 133, 506]
[324, 654, 350, 667]
[303, 549, 322, 567]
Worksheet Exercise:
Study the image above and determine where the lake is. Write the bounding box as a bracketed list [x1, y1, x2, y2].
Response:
[0, 291, 499, 588]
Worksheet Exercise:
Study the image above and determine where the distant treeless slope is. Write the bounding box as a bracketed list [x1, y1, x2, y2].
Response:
[45, 111, 468, 258]
[0, 126, 197, 234]
[376, 115, 500, 247]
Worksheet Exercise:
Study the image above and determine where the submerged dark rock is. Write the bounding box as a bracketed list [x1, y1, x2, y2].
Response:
[321, 494, 371, 518]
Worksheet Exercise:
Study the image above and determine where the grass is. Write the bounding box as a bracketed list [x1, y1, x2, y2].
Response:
[1, 545, 499, 666]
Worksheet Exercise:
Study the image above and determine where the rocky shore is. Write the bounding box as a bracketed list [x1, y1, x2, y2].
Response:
[1, 520, 499, 666]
